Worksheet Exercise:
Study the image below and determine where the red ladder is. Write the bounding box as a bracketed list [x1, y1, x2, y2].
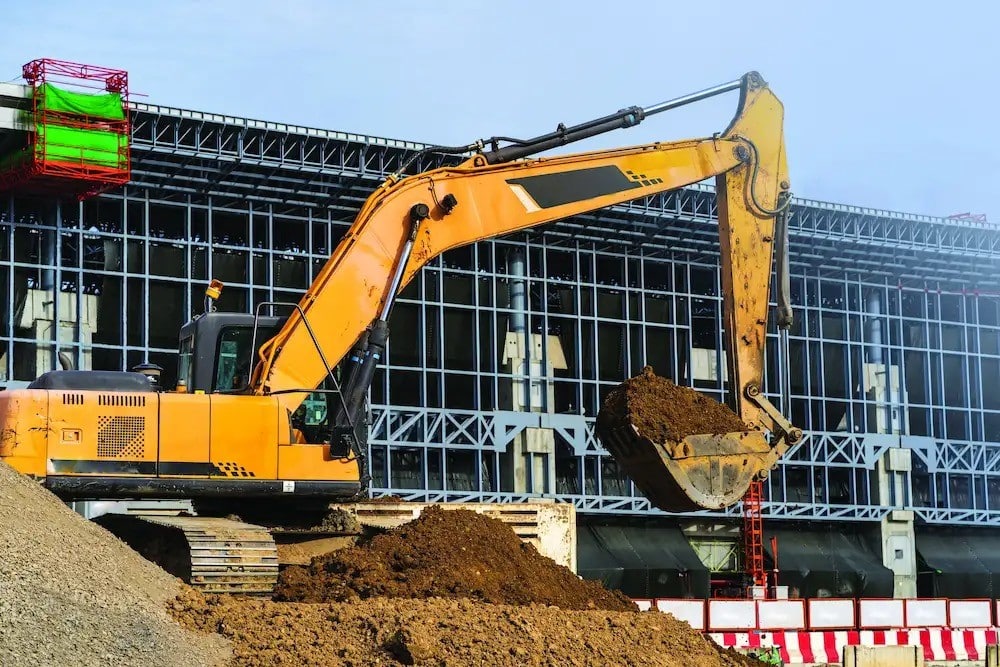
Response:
[741, 479, 766, 589]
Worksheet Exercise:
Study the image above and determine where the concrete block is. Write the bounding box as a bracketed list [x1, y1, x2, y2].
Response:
[0, 106, 29, 132]
[887, 448, 912, 472]
[842, 645, 922, 667]
[523, 426, 554, 454]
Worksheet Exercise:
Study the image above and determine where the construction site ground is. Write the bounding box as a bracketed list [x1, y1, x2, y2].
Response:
[1, 460, 759, 666]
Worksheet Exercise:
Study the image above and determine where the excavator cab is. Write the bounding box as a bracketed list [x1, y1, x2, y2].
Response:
[172, 291, 350, 448]
[175, 312, 287, 394]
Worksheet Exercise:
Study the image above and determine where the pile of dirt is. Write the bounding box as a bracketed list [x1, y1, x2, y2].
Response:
[0, 462, 229, 667]
[598, 366, 749, 443]
[172, 590, 755, 667]
[274, 505, 634, 611]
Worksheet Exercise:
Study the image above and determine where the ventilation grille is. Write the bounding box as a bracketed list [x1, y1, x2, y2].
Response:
[62, 393, 84, 405]
[98, 394, 146, 407]
[97, 415, 145, 458]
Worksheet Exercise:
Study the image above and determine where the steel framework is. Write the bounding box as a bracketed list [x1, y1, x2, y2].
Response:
[1, 101, 999, 526]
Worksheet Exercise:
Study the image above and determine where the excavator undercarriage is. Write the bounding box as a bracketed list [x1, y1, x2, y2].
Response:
[96, 500, 366, 595]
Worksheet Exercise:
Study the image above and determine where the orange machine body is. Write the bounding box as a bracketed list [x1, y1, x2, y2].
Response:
[0, 388, 360, 498]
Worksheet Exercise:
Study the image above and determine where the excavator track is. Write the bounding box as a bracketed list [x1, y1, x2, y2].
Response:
[96, 514, 279, 595]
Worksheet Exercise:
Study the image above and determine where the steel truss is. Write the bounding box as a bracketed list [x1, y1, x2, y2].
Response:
[0, 101, 999, 525]
[365, 403, 1000, 525]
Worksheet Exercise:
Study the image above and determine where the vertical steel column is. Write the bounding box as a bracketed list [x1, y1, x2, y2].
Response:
[185, 196, 192, 319]
[508, 248, 530, 411]
[865, 288, 892, 434]
[51, 200, 62, 372]
[3, 199, 12, 380]
[75, 199, 84, 369]
[142, 193, 150, 364]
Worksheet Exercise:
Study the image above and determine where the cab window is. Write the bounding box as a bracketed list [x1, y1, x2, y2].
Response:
[177, 336, 194, 390]
[214, 326, 254, 391]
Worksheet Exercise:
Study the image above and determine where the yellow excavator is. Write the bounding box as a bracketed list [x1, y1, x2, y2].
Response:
[0, 71, 801, 593]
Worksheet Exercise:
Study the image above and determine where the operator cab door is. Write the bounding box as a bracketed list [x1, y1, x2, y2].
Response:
[203, 320, 342, 446]
[205, 324, 280, 478]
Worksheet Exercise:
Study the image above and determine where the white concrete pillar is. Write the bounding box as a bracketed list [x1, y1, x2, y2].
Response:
[17, 289, 98, 375]
[877, 447, 917, 598]
[501, 330, 567, 494]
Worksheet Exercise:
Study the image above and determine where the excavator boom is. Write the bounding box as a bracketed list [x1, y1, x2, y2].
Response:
[251, 71, 801, 511]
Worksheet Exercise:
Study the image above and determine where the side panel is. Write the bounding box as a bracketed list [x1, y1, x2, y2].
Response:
[158, 393, 211, 477]
[0, 390, 50, 477]
[208, 394, 279, 479]
[47, 390, 158, 476]
[277, 443, 360, 482]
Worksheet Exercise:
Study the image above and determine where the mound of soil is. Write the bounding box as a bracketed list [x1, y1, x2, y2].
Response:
[172, 591, 756, 667]
[273, 505, 634, 611]
[0, 462, 229, 667]
[597, 366, 749, 443]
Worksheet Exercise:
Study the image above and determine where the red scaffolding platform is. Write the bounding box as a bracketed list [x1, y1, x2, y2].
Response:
[0, 58, 131, 200]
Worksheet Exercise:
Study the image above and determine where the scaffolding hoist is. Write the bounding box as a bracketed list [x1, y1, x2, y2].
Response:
[0, 58, 131, 200]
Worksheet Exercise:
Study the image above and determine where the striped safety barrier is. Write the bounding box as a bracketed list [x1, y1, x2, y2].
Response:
[708, 628, 1000, 664]
[633, 597, 997, 632]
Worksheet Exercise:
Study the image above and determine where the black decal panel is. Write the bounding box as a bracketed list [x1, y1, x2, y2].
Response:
[507, 165, 643, 209]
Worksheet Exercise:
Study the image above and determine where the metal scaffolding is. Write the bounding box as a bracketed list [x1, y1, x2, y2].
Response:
[1, 101, 1000, 526]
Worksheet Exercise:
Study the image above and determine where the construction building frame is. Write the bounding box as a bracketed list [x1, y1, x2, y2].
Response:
[1, 99, 1000, 537]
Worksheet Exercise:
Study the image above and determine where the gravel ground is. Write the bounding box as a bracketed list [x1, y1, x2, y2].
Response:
[0, 462, 230, 667]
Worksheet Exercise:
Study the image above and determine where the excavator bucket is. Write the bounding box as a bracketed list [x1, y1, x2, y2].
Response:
[595, 367, 780, 512]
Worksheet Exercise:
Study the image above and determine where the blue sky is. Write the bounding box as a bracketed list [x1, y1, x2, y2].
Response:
[3, 1, 997, 220]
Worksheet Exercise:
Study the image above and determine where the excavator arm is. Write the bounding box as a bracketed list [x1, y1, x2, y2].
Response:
[250, 71, 801, 510]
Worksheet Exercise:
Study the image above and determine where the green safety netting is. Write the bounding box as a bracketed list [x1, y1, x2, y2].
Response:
[35, 123, 126, 167]
[0, 83, 128, 173]
[38, 83, 125, 121]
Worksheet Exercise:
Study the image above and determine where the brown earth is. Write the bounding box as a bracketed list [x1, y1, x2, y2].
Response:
[274, 505, 634, 611]
[365, 494, 406, 504]
[598, 366, 749, 443]
[171, 590, 757, 667]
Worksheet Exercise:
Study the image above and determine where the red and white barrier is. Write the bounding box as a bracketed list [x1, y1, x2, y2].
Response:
[757, 600, 806, 630]
[709, 628, 1000, 664]
[951, 599, 993, 628]
[643, 597, 1000, 632]
[656, 599, 706, 630]
[708, 599, 757, 631]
